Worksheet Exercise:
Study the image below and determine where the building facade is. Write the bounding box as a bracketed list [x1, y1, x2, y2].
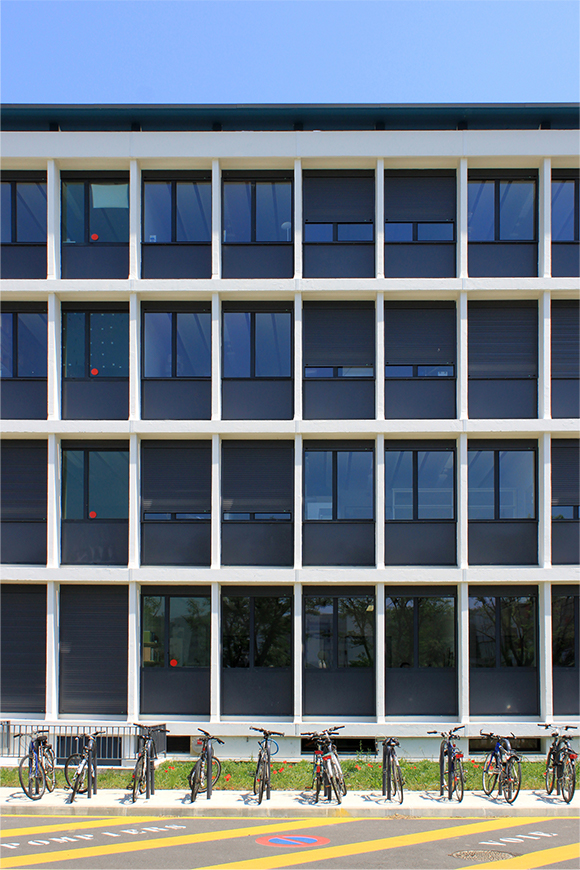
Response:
[1, 104, 579, 761]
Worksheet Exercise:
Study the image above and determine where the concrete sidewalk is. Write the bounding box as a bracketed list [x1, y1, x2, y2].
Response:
[1, 787, 578, 819]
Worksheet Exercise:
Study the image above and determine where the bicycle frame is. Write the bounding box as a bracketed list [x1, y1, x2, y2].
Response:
[541, 724, 578, 798]
[381, 738, 399, 800]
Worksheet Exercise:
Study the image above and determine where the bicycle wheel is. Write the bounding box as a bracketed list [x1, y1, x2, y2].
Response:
[332, 752, 347, 796]
[325, 759, 342, 804]
[258, 759, 269, 805]
[504, 759, 518, 804]
[453, 760, 464, 803]
[19, 755, 45, 801]
[253, 752, 265, 796]
[482, 752, 499, 795]
[512, 759, 522, 802]
[65, 753, 85, 791]
[71, 760, 88, 803]
[314, 769, 322, 804]
[132, 755, 146, 803]
[190, 758, 203, 803]
[43, 747, 56, 793]
[545, 751, 556, 794]
[561, 758, 576, 804]
[198, 757, 221, 792]
[392, 760, 404, 805]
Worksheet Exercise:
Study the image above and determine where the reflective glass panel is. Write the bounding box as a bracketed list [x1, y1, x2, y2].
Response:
[62, 312, 86, 378]
[304, 450, 332, 520]
[468, 181, 495, 241]
[417, 365, 454, 377]
[222, 597, 250, 667]
[89, 183, 129, 243]
[176, 312, 211, 377]
[552, 181, 576, 241]
[175, 513, 209, 520]
[143, 312, 172, 378]
[498, 450, 535, 519]
[304, 596, 333, 668]
[384, 222, 413, 242]
[468, 450, 495, 519]
[89, 312, 129, 377]
[418, 597, 455, 667]
[385, 450, 412, 520]
[254, 512, 292, 520]
[553, 595, 576, 667]
[143, 182, 171, 243]
[501, 596, 536, 666]
[385, 365, 413, 377]
[499, 180, 535, 240]
[469, 596, 497, 667]
[143, 596, 164, 667]
[337, 596, 374, 667]
[337, 223, 373, 241]
[1, 182, 11, 242]
[255, 312, 292, 377]
[62, 182, 85, 244]
[176, 182, 211, 242]
[0, 313, 13, 377]
[169, 596, 210, 667]
[16, 183, 46, 242]
[223, 312, 251, 377]
[223, 182, 251, 243]
[417, 222, 454, 241]
[88, 450, 129, 518]
[304, 223, 333, 242]
[385, 597, 414, 667]
[337, 451, 374, 520]
[417, 451, 454, 520]
[552, 505, 574, 519]
[144, 513, 172, 520]
[223, 513, 251, 520]
[254, 597, 292, 667]
[255, 182, 292, 242]
[304, 367, 333, 378]
[338, 366, 373, 377]
[62, 450, 84, 519]
[17, 313, 47, 377]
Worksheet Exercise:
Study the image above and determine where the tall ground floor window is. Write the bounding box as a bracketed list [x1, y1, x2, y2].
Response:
[552, 586, 579, 715]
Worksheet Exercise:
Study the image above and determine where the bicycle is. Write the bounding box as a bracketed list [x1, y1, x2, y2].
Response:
[428, 726, 465, 802]
[188, 729, 224, 803]
[379, 736, 404, 804]
[130, 724, 168, 802]
[65, 731, 104, 802]
[301, 729, 343, 804]
[480, 731, 522, 804]
[16, 731, 56, 801]
[540, 723, 577, 804]
[250, 727, 285, 804]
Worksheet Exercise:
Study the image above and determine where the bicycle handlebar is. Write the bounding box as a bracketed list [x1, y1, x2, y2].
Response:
[198, 728, 225, 745]
[250, 727, 285, 737]
[427, 725, 464, 738]
[14, 731, 50, 739]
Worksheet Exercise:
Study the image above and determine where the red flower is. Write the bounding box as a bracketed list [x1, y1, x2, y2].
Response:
[279, 767, 284, 772]
[368, 763, 373, 767]
[168, 766, 175, 770]
[355, 764, 361, 770]
[225, 774, 231, 781]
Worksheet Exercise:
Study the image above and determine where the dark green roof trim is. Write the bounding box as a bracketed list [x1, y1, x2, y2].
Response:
[2, 103, 579, 132]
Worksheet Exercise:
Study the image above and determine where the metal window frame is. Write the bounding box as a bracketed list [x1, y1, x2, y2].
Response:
[303, 443, 375, 522]
[221, 174, 294, 246]
[384, 443, 456, 522]
[141, 174, 212, 245]
[61, 441, 129, 522]
[141, 590, 212, 671]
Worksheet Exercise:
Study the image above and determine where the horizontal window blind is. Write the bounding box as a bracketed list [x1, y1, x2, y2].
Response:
[303, 305, 375, 366]
[468, 304, 538, 378]
[222, 442, 293, 512]
[303, 176, 374, 223]
[385, 306, 456, 365]
[384, 175, 456, 222]
[1, 585, 46, 713]
[552, 442, 580, 505]
[1, 441, 47, 519]
[552, 301, 580, 378]
[141, 442, 211, 513]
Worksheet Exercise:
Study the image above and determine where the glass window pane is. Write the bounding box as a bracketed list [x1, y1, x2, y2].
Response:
[62, 312, 86, 379]
[304, 596, 333, 668]
[337, 223, 373, 241]
[89, 183, 129, 243]
[499, 450, 535, 519]
[469, 596, 496, 667]
[255, 182, 292, 242]
[304, 367, 333, 378]
[338, 366, 374, 377]
[304, 223, 333, 242]
[254, 512, 291, 520]
[337, 451, 374, 520]
[62, 450, 85, 519]
[0, 313, 13, 377]
[176, 182, 211, 242]
[223, 182, 251, 243]
[143, 312, 172, 378]
[176, 312, 211, 377]
[222, 597, 250, 667]
[88, 450, 129, 519]
[62, 182, 85, 244]
[385, 597, 414, 667]
[255, 312, 291, 377]
[385, 222, 413, 241]
[552, 505, 574, 519]
[385, 365, 413, 377]
[169, 596, 210, 667]
[417, 451, 454, 520]
[304, 451, 332, 520]
[223, 512, 251, 521]
[417, 222, 454, 241]
[417, 365, 454, 377]
[254, 597, 292, 667]
[552, 181, 575, 241]
[385, 451, 412, 520]
[553, 596, 576, 667]
[1, 182, 11, 242]
[89, 312, 129, 377]
[337, 596, 374, 667]
[143, 596, 164, 667]
[499, 180, 535, 241]
[418, 597, 455, 667]
[16, 183, 47, 242]
[468, 450, 495, 520]
[468, 181, 495, 241]
[223, 312, 251, 377]
[17, 313, 47, 377]
[143, 182, 171, 243]
[501, 596, 536, 666]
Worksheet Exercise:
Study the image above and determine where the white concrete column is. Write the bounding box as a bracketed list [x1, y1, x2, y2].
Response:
[539, 433, 552, 568]
[129, 293, 140, 421]
[128, 434, 140, 569]
[129, 159, 141, 279]
[458, 582, 470, 723]
[294, 292, 302, 420]
[376, 582, 385, 722]
[376, 434, 385, 569]
[458, 433, 469, 569]
[127, 581, 140, 721]
[539, 157, 552, 278]
[539, 581, 553, 722]
[375, 159, 385, 278]
[211, 434, 221, 568]
[294, 434, 303, 569]
[211, 293, 221, 420]
[46, 159, 60, 280]
[210, 581, 221, 722]
[457, 158, 468, 278]
[47, 434, 60, 568]
[45, 582, 59, 720]
[293, 582, 303, 722]
[47, 293, 61, 421]
[294, 159, 303, 279]
[539, 291, 551, 420]
[458, 291, 468, 421]
[376, 293, 384, 421]
[211, 159, 221, 279]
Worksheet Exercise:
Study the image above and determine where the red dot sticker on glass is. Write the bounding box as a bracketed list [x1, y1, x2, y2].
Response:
[169, 659, 178, 667]
[90, 368, 99, 376]
[89, 511, 97, 519]
[91, 233, 99, 241]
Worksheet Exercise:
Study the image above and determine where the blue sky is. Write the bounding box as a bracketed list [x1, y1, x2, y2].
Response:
[1, 0, 578, 105]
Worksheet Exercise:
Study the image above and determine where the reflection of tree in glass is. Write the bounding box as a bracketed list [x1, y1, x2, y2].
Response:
[385, 598, 413, 668]
[254, 598, 292, 667]
[553, 597, 576, 668]
[304, 597, 333, 668]
[501, 597, 536, 666]
[418, 598, 455, 667]
[338, 597, 374, 667]
[222, 598, 250, 667]
[143, 596, 164, 667]
[183, 598, 211, 667]
[469, 597, 496, 667]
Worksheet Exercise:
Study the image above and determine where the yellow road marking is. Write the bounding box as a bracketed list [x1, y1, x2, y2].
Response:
[0, 817, 354, 868]
[1, 815, 177, 837]
[460, 842, 580, 869]
[192, 817, 559, 870]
